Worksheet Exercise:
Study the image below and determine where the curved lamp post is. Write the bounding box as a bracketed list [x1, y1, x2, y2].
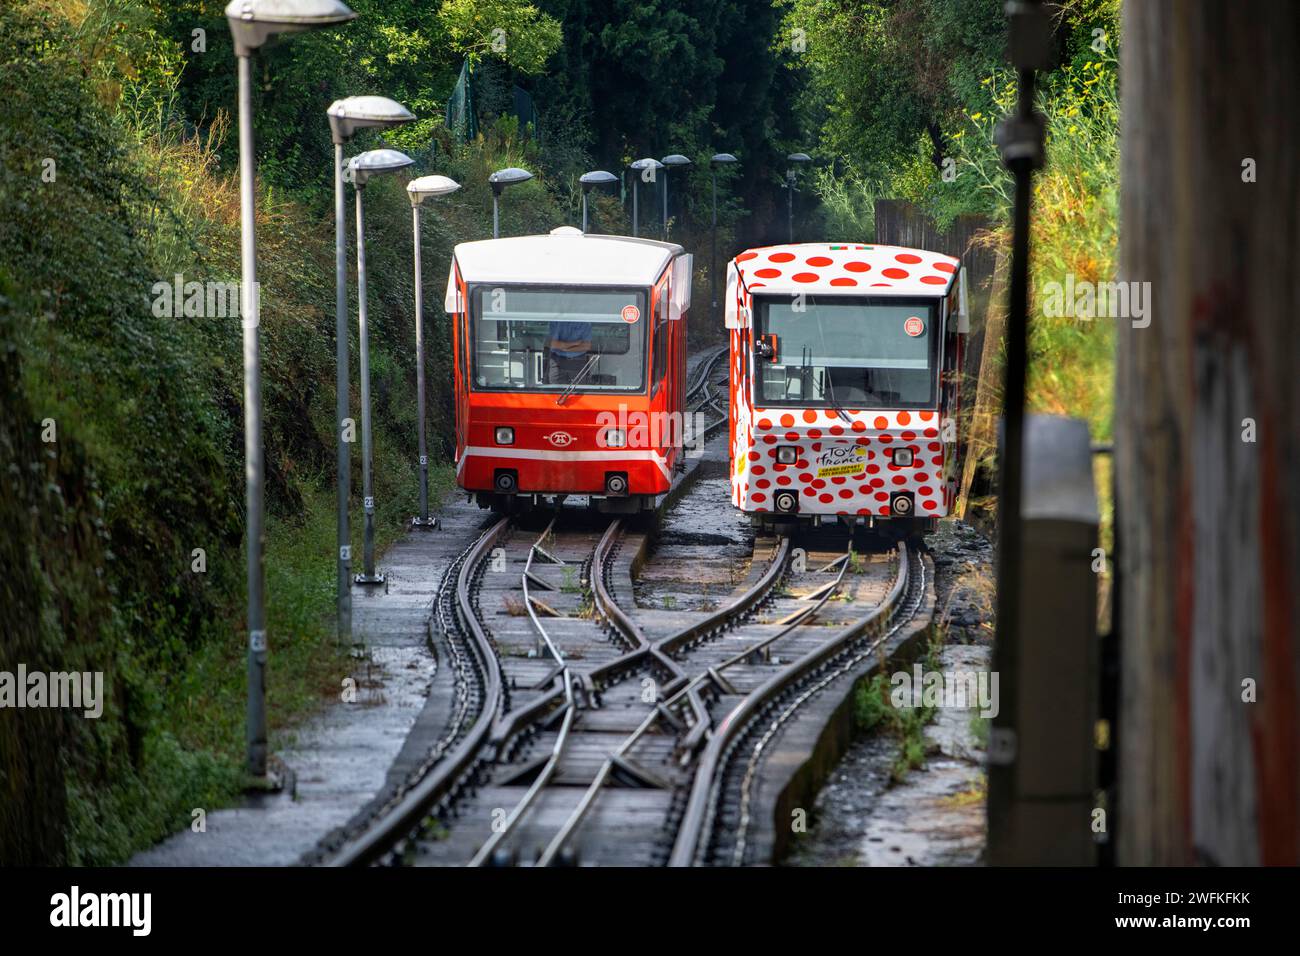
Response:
[709, 152, 738, 323]
[346, 148, 415, 587]
[660, 154, 692, 240]
[326, 95, 414, 643]
[225, 0, 356, 782]
[406, 174, 460, 529]
[785, 152, 812, 243]
[629, 158, 662, 238]
[579, 170, 618, 233]
[489, 167, 533, 238]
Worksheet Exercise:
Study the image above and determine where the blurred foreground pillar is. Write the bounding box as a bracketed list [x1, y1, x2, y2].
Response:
[987, 415, 1098, 865]
[1118, 0, 1300, 865]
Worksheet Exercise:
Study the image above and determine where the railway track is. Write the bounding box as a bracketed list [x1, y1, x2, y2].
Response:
[322, 345, 928, 866]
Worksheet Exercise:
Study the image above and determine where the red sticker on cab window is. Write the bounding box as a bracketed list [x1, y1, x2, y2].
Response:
[904, 316, 925, 337]
[621, 304, 640, 324]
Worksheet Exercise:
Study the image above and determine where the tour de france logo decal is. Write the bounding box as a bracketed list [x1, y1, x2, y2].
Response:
[904, 315, 925, 337]
[621, 304, 640, 324]
[815, 443, 869, 479]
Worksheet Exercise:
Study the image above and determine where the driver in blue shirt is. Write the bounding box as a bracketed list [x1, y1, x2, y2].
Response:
[548, 320, 593, 384]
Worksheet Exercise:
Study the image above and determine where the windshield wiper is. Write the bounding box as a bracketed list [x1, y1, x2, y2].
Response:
[821, 367, 852, 424]
[555, 353, 599, 405]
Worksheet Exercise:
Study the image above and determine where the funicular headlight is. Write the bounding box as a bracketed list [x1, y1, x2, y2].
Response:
[495, 426, 515, 445]
[604, 429, 626, 448]
[892, 447, 914, 467]
[776, 445, 798, 464]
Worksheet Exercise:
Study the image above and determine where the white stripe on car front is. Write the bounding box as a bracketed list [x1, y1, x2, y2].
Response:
[458, 446, 673, 482]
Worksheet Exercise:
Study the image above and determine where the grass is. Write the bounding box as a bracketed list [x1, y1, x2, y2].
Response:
[853, 632, 944, 784]
[560, 566, 581, 593]
[65, 463, 452, 864]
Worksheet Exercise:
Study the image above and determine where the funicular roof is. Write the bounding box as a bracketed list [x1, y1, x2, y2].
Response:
[733, 243, 959, 297]
[453, 232, 683, 287]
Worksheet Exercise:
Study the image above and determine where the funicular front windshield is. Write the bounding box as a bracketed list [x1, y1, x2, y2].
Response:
[754, 295, 940, 410]
[471, 285, 647, 393]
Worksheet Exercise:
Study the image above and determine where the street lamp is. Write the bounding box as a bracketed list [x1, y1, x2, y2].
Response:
[709, 152, 737, 323]
[326, 95, 415, 644]
[225, 0, 356, 783]
[406, 174, 460, 530]
[578, 170, 618, 233]
[785, 152, 812, 243]
[629, 158, 662, 238]
[489, 167, 533, 238]
[660, 154, 692, 240]
[346, 147, 415, 587]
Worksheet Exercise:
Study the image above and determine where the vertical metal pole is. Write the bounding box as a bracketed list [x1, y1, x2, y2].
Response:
[582, 191, 589, 233]
[787, 174, 794, 243]
[992, 78, 1033, 753]
[334, 143, 352, 642]
[710, 171, 718, 322]
[662, 170, 669, 240]
[355, 185, 381, 584]
[493, 194, 500, 239]
[987, 0, 1047, 860]
[237, 54, 267, 779]
[412, 203, 432, 526]
[632, 178, 639, 237]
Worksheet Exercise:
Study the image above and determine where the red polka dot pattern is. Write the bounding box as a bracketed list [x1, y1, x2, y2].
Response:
[726, 245, 960, 519]
[735, 404, 954, 517]
[730, 244, 957, 295]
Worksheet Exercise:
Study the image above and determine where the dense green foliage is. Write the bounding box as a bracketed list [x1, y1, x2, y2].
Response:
[780, 0, 1121, 441]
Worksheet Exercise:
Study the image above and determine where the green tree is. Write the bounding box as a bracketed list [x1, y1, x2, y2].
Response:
[438, 0, 563, 73]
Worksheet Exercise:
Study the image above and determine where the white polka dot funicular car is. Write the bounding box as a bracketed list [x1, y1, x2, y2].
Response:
[724, 243, 970, 539]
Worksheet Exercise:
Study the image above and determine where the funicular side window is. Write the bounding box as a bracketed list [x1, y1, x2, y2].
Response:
[650, 277, 669, 396]
[470, 285, 648, 393]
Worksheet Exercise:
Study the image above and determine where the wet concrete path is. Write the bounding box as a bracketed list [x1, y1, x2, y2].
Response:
[130, 494, 491, 866]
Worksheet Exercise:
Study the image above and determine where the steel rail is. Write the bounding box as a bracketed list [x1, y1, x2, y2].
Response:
[684, 345, 727, 404]
[654, 547, 851, 760]
[728, 548, 926, 864]
[535, 531, 799, 865]
[333, 346, 732, 867]
[668, 540, 914, 867]
[659, 537, 794, 657]
[469, 520, 578, 866]
[329, 516, 511, 866]
[685, 346, 730, 445]
[470, 677, 576, 866]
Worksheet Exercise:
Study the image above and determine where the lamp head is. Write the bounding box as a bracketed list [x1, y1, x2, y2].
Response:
[579, 170, 618, 194]
[328, 95, 415, 145]
[346, 148, 414, 188]
[661, 154, 692, 168]
[226, 0, 355, 56]
[407, 175, 461, 206]
[489, 167, 534, 197]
